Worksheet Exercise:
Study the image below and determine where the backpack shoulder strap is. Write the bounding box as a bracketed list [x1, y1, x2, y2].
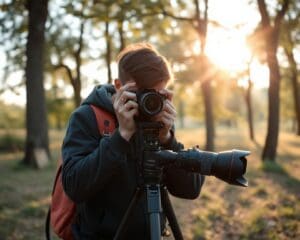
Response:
[46, 105, 116, 240]
[90, 104, 116, 136]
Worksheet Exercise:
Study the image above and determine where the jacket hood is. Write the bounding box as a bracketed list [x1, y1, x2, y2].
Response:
[81, 84, 116, 114]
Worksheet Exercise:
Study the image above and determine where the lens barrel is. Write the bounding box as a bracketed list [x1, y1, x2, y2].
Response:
[150, 148, 249, 187]
[137, 90, 165, 118]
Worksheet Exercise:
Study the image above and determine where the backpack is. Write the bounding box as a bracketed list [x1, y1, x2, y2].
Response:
[45, 105, 116, 240]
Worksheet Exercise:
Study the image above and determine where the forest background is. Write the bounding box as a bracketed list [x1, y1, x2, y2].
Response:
[0, 0, 299, 239]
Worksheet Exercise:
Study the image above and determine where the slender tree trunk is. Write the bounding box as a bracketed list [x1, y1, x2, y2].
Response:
[246, 79, 255, 141]
[118, 19, 126, 51]
[285, 49, 300, 136]
[105, 18, 112, 84]
[23, 0, 49, 168]
[73, 82, 82, 107]
[200, 53, 214, 151]
[73, 21, 84, 107]
[202, 78, 214, 151]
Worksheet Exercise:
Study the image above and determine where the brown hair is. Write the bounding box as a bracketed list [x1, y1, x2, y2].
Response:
[117, 43, 173, 88]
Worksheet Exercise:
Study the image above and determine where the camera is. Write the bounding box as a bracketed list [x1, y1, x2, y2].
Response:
[136, 89, 166, 120]
[116, 88, 250, 240]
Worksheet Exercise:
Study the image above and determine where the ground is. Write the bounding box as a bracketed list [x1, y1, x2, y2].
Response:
[0, 127, 299, 240]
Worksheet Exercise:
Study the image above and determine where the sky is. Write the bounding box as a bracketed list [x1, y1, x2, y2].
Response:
[0, 0, 292, 106]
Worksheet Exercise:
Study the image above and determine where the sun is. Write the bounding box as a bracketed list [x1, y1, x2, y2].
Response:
[205, 29, 251, 72]
[202, 28, 269, 89]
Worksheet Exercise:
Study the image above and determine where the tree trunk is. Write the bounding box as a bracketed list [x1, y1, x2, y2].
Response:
[73, 81, 82, 107]
[160, 0, 214, 150]
[196, 0, 214, 151]
[285, 49, 300, 136]
[73, 21, 84, 107]
[105, 17, 112, 84]
[246, 79, 255, 141]
[118, 19, 126, 51]
[23, 0, 49, 168]
[262, 45, 281, 161]
[258, 0, 290, 161]
[201, 77, 214, 151]
[200, 54, 214, 151]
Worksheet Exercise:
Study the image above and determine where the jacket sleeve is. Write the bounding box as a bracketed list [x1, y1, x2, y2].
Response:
[61, 105, 130, 203]
[162, 130, 205, 200]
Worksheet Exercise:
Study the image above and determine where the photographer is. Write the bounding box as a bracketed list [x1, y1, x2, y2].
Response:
[61, 43, 205, 239]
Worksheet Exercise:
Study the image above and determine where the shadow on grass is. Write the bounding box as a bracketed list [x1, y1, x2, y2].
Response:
[261, 160, 300, 194]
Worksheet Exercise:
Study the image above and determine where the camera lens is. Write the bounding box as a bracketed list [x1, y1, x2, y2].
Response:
[140, 92, 164, 117]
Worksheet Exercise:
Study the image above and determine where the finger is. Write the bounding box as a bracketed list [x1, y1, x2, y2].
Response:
[120, 82, 137, 93]
[119, 101, 139, 116]
[159, 116, 173, 130]
[120, 91, 137, 103]
[159, 89, 173, 101]
[115, 82, 137, 103]
[124, 100, 138, 111]
[153, 111, 175, 126]
[163, 100, 177, 116]
[115, 92, 136, 110]
[124, 108, 139, 119]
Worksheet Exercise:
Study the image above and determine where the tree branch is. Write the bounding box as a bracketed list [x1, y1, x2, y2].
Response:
[274, 0, 290, 27]
[54, 64, 75, 87]
[257, 0, 270, 27]
[161, 9, 195, 22]
[0, 81, 25, 95]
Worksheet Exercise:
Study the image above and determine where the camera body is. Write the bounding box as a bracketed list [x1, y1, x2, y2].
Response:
[136, 89, 166, 120]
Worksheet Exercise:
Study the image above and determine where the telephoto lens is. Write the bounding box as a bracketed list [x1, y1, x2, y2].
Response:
[149, 148, 249, 187]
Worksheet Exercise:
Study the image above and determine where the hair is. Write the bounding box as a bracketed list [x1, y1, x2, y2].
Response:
[117, 43, 173, 88]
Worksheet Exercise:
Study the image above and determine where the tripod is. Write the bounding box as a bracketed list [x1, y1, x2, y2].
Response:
[113, 121, 183, 240]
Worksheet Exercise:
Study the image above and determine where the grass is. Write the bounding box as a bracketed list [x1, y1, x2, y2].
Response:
[173, 127, 300, 240]
[0, 127, 299, 239]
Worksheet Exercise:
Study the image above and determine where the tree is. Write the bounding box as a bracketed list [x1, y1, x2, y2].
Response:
[245, 63, 255, 141]
[232, 61, 256, 141]
[0, 1, 27, 94]
[257, 0, 290, 161]
[161, 0, 216, 150]
[23, 0, 50, 168]
[281, 9, 300, 135]
[48, 1, 87, 108]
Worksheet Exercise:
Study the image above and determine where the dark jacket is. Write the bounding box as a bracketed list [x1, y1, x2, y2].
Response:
[62, 84, 205, 240]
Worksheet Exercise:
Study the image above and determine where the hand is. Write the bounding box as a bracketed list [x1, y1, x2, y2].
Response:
[113, 82, 138, 141]
[153, 89, 177, 144]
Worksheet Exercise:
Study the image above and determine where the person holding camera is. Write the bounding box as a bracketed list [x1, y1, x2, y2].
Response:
[61, 43, 205, 240]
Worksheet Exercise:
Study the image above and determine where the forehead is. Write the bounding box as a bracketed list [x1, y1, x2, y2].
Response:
[136, 80, 168, 91]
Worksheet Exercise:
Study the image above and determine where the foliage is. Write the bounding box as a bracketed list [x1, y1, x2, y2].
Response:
[280, 67, 296, 119]
[0, 101, 24, 128]
[0, 0, 27, 85]
[46, 85, 74, 129]
[0, 133, 24, 152]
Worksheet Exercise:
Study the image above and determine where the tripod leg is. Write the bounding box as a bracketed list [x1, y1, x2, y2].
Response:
[114, 187, 142, 240]
[146, 184, 163, 240]
[161, 187, 184, 240]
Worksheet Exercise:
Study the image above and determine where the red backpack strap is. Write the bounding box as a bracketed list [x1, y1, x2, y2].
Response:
[90, 104, 116, 136]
